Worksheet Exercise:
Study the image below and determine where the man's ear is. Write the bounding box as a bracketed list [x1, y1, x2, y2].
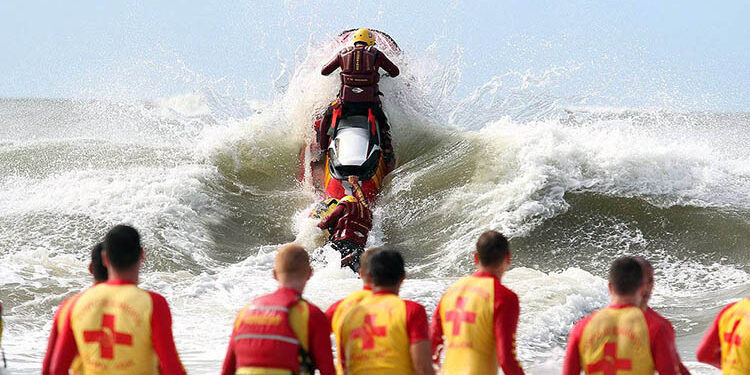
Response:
[607, 282, 614, 295]
[140, 247, 146, 262]
[307, 267, 313, 281]
[102, 250, 111, 268]
[272, 269, 278, 281]
[88, 262, 94, 276]
[473, 253, 479, 266]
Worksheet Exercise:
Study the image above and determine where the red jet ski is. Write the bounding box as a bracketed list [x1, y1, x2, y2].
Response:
[300, 30, 401, 212]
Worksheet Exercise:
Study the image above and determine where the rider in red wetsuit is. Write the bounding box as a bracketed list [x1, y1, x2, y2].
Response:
[320, 28, 400, 165]
[317, 177, 373, 271]
[42, 242, 109, 375]
[221, 244, 335, 375]
[49, 225, 186, 375]
[430, 231, 525, 375]
[563, 256, 683, 375]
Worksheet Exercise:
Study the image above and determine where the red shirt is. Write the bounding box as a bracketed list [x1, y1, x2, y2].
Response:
[48, 279, 186, 375]
[562, 304, 682, 375]
[429, 271, 524, 375]
[42, 293, 78, 375]
[647, 307, 691, 375]
[221, 287, 336, 375]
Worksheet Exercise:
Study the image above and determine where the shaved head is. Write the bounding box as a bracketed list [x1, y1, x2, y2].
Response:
[275, 244, 311, 281]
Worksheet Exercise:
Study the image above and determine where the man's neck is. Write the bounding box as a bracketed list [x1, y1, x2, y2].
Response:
[279, 280, 306, 293]
[477, 265, 504, 281]
[372, 285, 399, 294]
[107, 268, 139, 284]
[611, 294, 640, 306]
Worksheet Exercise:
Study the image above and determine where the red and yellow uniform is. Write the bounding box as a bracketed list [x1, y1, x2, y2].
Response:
[221, 287, 335, 375]
[697, 298, 750, 374]
[42, 292, 84, 375]
[563, 304, 682, 375]
[325, 286, 373, 375]
[646, 307, 691, 375]
[338, 291, 429, 375]
[49, 279, 186, 375]
[430, 271, 524, 375]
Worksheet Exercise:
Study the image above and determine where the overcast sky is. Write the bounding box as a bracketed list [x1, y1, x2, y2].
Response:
[1, 1, 748, 110]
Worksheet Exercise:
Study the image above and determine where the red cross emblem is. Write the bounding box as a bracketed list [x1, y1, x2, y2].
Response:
[724, 320, 742, 351]
[83, 314, 133, 359]
[445, 297, 476, 336]
[350, 314, 386, 350]
[586, 342, 632, 375]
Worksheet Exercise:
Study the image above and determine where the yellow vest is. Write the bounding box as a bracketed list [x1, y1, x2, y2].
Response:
[70, 283, 159, 375]
[339, 293, 413, 375]
[718, 298, 750, 375]
[438, 276, 497, 375]
[332, 289, 373, 375]
[579, 306, 654, 375]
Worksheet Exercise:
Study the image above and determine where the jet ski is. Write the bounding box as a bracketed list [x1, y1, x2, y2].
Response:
[300, 29, 401, 212]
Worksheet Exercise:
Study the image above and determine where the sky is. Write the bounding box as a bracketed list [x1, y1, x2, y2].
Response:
[0, 0, 748, 110]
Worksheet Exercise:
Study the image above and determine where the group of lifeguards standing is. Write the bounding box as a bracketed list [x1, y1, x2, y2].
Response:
[28, 223, 747, 375]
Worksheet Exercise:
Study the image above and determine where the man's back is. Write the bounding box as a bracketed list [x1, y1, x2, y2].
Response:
[339, 291, 428, 375]
[51, 279, 185, 375]
[564, 305, 682, 375]
[431, 272, 523, 375]
[326, 288, 373, 375]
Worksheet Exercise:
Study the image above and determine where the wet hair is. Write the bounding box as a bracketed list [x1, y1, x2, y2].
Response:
[476, 231, 510, 266]
[609, 256, 644, 295]
[90, 242, 108, 282]
[368, 248, 405, 288]
[103, 225, 142, 270]
[275, 244, 310, 276]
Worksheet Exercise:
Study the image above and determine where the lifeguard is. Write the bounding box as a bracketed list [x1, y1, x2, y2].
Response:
[49, 225, 186, 375]
[338, 248, 434, 375]
[562, 256, 683, 375]
[429, 230, 525, 375]
[697, 297, 750, 374]
[221, 244, 335, 375]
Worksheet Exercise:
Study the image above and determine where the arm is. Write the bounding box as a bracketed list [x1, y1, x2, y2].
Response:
[428, 297, 444, 365]
[377, 52, 400, 77]
[49, 298, 79, 375]
[321, 54, 340, 76]
[561, 320, 584, 375]
[405, 301, 434, 375]
[494, 289, 524, 375]
[42, 302, 66, 375]
[646, 314, 681, 375]
[696, 305, 726, 369]
[220, 328, 237, 375]
[325, 299, 342, 325]
[308, 306, 336, 375]
[410, 340, 435, 375]
[149, 293, 187, 375]
[318, 204, 346, 231]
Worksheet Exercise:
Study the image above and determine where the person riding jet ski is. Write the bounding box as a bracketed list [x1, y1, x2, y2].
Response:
[320, 28, 400, 166]
[317, 177, 373, 272]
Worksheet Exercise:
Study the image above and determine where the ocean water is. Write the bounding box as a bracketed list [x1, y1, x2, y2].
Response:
[0, 36, 748, 375]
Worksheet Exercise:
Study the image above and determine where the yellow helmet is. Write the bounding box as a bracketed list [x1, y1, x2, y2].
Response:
[352, 28, 375, 46]
[339, 195, 357, 204]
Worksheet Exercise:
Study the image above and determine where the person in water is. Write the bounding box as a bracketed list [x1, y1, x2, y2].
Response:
[317, 176, 373, 272]
[320, 28, 400, 165]
[221, 243, 335, 375]
[49, 225, 186, 375]
[562, 256, 684, 375]
[696, 296, 750, 373]
[430, 231, 525, 375]
[338, 248, 434, 375]
[326, 247, 379, 374]
[42, 242, 109, 375]
[635, 257, 692, 375]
